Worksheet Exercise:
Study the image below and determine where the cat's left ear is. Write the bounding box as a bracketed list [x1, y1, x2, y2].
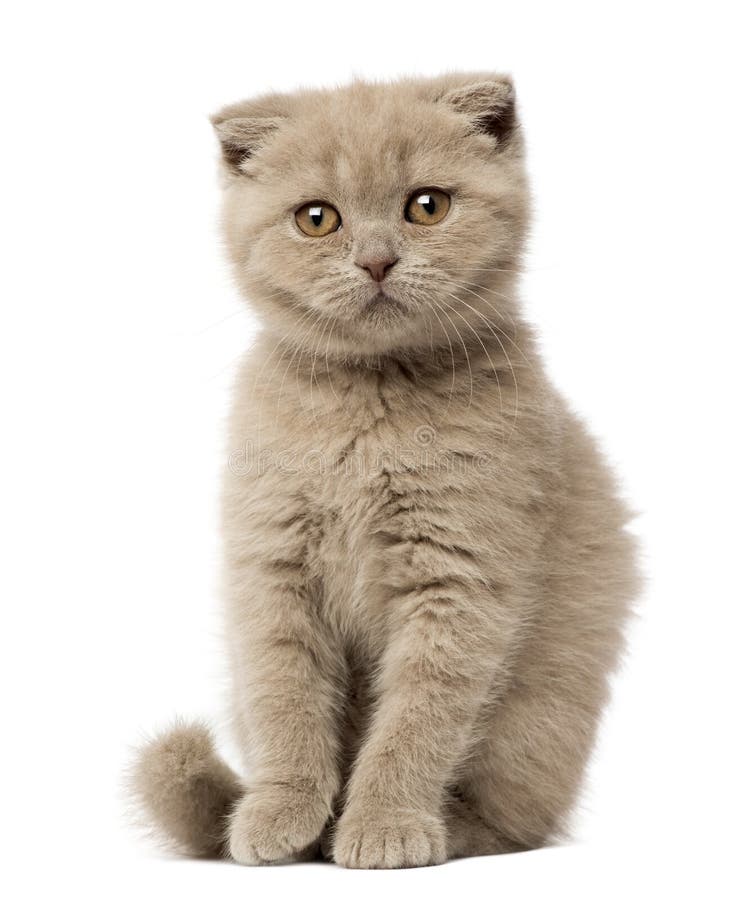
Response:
[439, 76, 517, 145]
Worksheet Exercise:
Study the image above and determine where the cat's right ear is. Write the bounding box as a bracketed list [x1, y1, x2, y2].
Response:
[210, 108, 286, 176]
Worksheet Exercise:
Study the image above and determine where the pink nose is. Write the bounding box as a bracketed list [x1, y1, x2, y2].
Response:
[356, 256, 398, 283]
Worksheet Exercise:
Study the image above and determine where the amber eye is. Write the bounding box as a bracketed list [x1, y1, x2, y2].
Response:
[405, 188, 451, 225]
[294, 201, 341, 237]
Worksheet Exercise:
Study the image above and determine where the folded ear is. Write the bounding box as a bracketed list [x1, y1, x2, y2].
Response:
[439, 75, 517, 145]
[211, 115, 284, 174]
[210, 93, 291, 175]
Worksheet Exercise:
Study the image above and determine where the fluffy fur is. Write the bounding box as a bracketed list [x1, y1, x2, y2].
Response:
[132, 73, 638, 868]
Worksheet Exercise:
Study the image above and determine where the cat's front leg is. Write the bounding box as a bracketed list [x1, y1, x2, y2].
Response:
[332, 540, 523, 869]
[223, 484, 343, 864]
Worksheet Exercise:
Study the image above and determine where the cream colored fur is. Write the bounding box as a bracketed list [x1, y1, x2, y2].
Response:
[133, 73, 638, 868]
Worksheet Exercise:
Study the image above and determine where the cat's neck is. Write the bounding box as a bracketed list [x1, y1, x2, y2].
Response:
[260, 314, 534, 380]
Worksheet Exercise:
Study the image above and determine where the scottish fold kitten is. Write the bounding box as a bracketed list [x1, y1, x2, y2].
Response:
[134, 73, 637, 868]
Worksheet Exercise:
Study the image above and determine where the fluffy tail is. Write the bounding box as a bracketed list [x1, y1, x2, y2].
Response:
[132, 721, 244, 857]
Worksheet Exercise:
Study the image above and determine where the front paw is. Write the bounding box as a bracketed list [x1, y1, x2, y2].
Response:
[228, 781, 331, 864]
[332, 806, 447, 869]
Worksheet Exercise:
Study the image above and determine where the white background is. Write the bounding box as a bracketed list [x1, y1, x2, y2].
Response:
[2, 1, 733, 897]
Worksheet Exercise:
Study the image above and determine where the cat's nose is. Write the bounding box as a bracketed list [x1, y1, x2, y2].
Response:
[355, 256, 399, 283]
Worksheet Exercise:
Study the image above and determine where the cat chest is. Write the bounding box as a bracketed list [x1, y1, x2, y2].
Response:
[306, 419, 446, 646]
[309, 443, 392, 629]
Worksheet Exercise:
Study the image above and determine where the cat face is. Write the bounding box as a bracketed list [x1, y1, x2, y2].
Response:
[213, 74, 529, 358]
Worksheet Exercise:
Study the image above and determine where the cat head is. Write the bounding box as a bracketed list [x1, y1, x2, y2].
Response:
[212, 74, 529, 359]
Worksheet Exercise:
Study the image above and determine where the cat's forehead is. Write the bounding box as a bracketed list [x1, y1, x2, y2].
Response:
[260, 86, 471, 204]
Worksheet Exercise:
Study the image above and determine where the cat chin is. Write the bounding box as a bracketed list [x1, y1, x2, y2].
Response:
[361, 291, 407, 321]
[334, 320, 433, 358]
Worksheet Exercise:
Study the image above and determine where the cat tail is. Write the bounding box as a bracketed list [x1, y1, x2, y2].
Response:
[131, 720, 244, 857]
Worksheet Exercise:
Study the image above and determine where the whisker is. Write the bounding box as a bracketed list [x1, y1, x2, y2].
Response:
[205, 353, 242, 385]
[434, 296, 474, 412]
[292, 313, 327, 421]
[449, 278, 517, 329]
[425, 301, 456, 423]
[324, 315, 341, 405]
[283, 325, 313, 424]
[269, 307, 323, 432]
[309, 315, 334, 425]
[254, 304, 316, 402]
[450, 280, 536, 373]
[251, 312, 309, 402]
[445, 291, 519, 441]
[193, 306, 246, 336]
[454, 266, 525, 275]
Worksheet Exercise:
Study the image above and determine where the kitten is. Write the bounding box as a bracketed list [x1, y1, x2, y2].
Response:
[133, 73, 638, 868]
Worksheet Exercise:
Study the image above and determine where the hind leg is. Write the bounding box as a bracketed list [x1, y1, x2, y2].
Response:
[446, 674, 602, 857]
[445, 785, 527, 857]
[447, 429, 637, 857]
